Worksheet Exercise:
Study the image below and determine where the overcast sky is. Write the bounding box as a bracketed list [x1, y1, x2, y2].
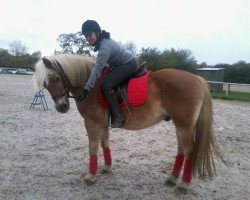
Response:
[0, 0, 249, 65]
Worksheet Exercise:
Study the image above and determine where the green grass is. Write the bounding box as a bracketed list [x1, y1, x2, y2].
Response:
[211, 91, 250, 102]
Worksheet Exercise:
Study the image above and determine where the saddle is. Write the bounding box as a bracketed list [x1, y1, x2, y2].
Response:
[97, 62, 150, 107]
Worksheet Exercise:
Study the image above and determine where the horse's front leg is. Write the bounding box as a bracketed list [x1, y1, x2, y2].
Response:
[100, 127, 112, 174]
[84, 118, 102, 185]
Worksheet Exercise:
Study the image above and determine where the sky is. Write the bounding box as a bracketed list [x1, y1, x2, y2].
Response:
[0, 0, 249, 65]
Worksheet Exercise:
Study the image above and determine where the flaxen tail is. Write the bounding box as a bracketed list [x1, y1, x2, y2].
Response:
[192, 76, 223, 179]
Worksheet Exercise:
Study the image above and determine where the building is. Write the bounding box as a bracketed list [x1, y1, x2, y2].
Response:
[197, 68, 225, 92]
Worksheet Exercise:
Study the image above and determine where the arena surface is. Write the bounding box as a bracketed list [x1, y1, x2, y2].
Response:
[0, 74, 249, 200]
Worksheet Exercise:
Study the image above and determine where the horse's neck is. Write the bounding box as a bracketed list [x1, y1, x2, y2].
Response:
[67, 81, 83, 97]
[71, 87, 101, 118]
[66, 61, 93, 93]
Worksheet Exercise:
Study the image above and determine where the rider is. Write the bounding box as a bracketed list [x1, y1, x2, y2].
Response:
[79, 20, 138, 128]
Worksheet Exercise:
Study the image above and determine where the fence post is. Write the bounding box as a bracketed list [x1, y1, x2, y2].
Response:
[226, 84, 230, 96]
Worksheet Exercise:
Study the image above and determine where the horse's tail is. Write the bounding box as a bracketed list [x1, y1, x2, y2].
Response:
[192, 76, 223, 179]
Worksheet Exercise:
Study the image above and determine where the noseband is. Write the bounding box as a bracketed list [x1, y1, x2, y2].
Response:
[51, 89, 81, 100]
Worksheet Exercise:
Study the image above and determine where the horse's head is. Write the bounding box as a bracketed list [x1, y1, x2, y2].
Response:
[34, 54, 95, 113]
[34, 57, 70, 113]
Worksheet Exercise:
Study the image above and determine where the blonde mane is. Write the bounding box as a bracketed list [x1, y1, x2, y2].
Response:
[33, 54, 95, 90]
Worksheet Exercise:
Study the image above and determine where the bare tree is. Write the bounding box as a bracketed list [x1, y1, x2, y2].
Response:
[124, 41, 137, 56]
[9, 40, 28, 56]
[57, 32, 91, 55]
[119, 41, 137, 56]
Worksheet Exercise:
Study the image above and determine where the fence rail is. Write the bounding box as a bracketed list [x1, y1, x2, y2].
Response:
[207, 81, 250, 96]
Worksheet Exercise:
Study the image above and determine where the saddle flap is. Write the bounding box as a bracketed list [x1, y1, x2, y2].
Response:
[97, 68, 150, 107]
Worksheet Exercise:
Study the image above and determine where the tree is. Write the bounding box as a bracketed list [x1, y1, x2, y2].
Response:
[162, 48, 197, 73]
[214, 63, 231, 68]
[224, 61, 250, 83]
[234, 60, 247, 67]
[31, 51, 42, 61]
[199, 62, 208, 68]
[57, 32, 91, 55]
[139, 47, 161, 71]
[9, 40, 28, 56]
[0, 48, 12, 67]
[0, 47, 41, 69]
[124, 41, 137, 56]
[139, 47, 197, 73]
[28, 51, 42, 69]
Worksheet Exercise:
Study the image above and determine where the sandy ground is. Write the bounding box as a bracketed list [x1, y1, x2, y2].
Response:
[0, 74, 249, 200]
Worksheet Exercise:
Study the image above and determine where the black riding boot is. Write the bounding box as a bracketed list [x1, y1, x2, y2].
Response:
[104, 90, 125, 128]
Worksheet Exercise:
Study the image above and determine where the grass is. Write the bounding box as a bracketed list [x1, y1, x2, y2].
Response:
[211, 91, 250, 102]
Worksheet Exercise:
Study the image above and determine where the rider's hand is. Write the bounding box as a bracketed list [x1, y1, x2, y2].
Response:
[76, 89, 89, 102]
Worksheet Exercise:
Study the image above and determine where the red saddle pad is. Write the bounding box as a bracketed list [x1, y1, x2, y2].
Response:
[97, 68, 150, 107]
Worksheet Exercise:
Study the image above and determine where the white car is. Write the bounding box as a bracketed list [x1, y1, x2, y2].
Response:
[10, 70, 17, 74]
[27, 69, 34, 75]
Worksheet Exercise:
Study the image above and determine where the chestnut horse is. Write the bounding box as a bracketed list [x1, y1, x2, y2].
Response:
[33, 54, 222, 191]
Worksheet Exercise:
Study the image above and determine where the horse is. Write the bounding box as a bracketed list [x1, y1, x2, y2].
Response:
[33, 53, 222, 191]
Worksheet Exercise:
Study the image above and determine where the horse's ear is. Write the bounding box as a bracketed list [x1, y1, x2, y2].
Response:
[42, 57, 53, 69]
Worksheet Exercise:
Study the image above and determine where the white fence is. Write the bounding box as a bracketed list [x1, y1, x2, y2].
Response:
[207, 81, 250, 96]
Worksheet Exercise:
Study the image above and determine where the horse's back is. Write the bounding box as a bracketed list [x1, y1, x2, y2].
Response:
[149, 69, 204, 125]
[150, 69, 203, 95]
[151, 68, 199, 84]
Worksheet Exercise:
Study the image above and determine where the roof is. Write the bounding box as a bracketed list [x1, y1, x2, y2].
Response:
[197, 68, 225, 71]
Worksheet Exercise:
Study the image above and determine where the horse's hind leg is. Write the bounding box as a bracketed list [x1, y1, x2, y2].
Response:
[166, 125, 194, 192]
[175, 126, 195, 191]
[100, 127, 112, 174]
[166, 131, 184, 186]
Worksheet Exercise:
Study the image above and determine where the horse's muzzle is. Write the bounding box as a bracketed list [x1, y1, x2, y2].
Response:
[56, 103, 69, 113]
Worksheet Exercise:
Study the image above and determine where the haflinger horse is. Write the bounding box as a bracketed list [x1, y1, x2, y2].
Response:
[33, 54, 222, 191]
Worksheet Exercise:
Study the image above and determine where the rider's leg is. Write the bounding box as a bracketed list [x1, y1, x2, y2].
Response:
[101, 59, 137, 128]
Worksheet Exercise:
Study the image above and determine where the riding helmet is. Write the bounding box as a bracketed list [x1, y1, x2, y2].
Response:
[82, 20, 101, 35]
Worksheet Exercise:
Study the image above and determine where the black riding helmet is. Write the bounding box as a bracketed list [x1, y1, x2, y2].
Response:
[82, 20, 101, 36]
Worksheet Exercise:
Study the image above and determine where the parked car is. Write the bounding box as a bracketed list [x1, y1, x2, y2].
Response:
[16, 69, 34, 75]
[10, 69, 17, 74]
[16, 69, 29, 75]
[0, 68, 8, 74]
[26, 69, 34, 75]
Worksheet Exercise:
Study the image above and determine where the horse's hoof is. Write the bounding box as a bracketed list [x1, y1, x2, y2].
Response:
[100, 165, 112, 174]
[165, 175, 177, 187]
[84, 173, 97, 185]
[176, 181, 190, 193]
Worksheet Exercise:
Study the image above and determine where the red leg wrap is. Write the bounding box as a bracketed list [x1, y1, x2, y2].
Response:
[103, 147, 112, 166]
[182, 159, 192, 183]
[89, 155, 98, 175]
[172, 154, 184, 178]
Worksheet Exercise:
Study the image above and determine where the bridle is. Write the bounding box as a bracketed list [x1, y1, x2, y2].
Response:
[51, 89, 78, 100]
[44, 58, 81, 100]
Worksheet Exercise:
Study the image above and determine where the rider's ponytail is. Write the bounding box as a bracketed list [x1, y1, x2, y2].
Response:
[101, 30, 110, 39]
